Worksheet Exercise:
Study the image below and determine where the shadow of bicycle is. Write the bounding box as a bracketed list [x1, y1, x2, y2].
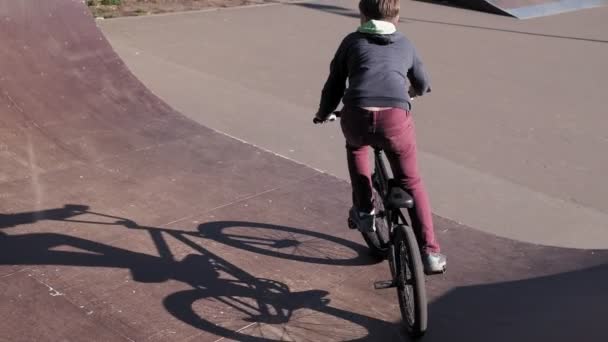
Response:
[1, 205, 404, 341]
[198, 220, 382, 266]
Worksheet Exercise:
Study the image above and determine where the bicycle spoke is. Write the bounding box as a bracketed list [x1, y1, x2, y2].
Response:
[221, 227, 358, 262]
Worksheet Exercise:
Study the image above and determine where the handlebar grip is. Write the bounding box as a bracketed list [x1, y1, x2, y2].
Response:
[313, 113, 338, 124]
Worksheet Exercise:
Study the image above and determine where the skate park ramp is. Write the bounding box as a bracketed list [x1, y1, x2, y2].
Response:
[1, 0, 607, 341]
[447, 0, 608, 18]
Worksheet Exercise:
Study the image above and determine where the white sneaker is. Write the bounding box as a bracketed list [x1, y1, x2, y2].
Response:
[422, 252, 447, 274]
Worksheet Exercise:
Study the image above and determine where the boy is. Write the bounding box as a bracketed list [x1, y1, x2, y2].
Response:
[314, 0, 446, 273]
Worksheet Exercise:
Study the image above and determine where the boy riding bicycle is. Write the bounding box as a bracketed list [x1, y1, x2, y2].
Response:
[314, 0, 446, 273]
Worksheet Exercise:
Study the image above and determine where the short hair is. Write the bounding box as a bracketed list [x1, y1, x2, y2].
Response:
[359, 0, 400, 20]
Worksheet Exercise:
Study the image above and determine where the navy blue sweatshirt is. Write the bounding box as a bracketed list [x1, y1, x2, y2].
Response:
[318, 31, 431, 116]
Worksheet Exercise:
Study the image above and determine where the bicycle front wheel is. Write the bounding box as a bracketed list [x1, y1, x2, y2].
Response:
[393, 224, 427, 337]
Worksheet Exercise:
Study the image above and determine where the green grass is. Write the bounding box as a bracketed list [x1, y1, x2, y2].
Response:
[87, 0, 122, 18]
[87, 0, 122, 8]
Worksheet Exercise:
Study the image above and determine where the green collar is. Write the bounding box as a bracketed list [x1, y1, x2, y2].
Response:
[358, 20, 397, 35]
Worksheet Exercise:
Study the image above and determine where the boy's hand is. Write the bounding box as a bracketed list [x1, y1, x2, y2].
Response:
[408, 85, 431, 99]
[313, 111, 338, 124]
[408, 86, 418, 99]
[313, 111, 329, 124]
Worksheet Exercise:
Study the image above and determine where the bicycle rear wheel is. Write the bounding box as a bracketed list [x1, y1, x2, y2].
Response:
[357, 189, 390, 259]
[393, 224, 427, 337]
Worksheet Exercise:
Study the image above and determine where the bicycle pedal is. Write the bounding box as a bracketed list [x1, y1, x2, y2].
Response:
[424, 267, 447, 276]
[373, 280, 396, 290]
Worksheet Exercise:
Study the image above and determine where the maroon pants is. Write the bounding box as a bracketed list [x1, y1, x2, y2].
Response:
[340, 106, 440, 253]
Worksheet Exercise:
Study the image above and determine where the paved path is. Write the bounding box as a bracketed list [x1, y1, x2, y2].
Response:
[101, 0, 608, 248]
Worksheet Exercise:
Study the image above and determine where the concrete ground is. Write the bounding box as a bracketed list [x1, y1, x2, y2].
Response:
[1, 1, 607, 341]
[100, 0, 608, 249]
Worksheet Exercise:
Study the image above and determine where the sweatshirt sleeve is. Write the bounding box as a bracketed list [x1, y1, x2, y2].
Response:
[318, 38, 349, 117]
[408, 47, 432, 96]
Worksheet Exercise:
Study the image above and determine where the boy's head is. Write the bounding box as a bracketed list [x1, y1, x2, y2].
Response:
[359, 0, 400, 23]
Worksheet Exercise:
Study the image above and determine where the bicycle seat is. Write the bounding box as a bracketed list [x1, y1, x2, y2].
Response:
[387, 183, 414, 209]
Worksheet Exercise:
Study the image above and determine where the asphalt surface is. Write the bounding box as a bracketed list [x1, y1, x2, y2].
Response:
[101, 0, 608, 249]
[1, 0, 607, 341]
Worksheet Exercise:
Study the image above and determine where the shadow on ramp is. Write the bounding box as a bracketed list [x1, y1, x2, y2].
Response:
[440, 0, 608, 19]
[2, 204, 608, 341]
[294, 2, 608, 43]
[296, 0, 608, 18]
[198, 220, 381, 266]
[427, 264, 608, 341]
[1, 205, 404, 341]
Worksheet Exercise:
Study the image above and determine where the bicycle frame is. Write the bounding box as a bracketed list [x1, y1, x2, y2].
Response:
[373, 148, 410, 233]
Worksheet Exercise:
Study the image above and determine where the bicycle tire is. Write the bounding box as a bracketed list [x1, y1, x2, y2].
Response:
[393, 224, 427, 337]
[359, 189, 390, 259]
[164, 278, 373, 341]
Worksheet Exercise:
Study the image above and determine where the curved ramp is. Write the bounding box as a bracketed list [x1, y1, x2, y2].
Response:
[0, 1, 606, 341]
[451, 0, 608, 18]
